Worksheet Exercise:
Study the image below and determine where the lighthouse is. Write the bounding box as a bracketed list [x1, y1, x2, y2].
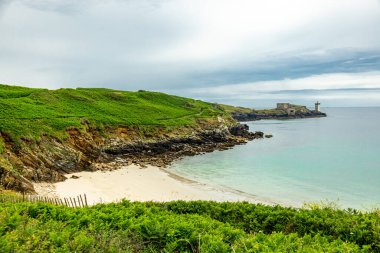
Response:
[315, 101, 320, 112]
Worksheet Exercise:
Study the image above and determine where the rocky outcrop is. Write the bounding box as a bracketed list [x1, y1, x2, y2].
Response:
[0, 165, 34, 192]
[229, 125, 263, 139]
[231, 111, 327, 121]
[0, 122, 263, 193]
[103, 126, 264, 169]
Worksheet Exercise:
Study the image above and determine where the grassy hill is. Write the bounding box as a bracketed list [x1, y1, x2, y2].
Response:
[0, 85, 236, 191]
[0, 84, 241, 192]
[0, 199, 378, 252]
[0, 84, 229, 145]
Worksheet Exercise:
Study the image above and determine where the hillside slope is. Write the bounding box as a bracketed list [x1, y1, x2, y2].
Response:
[0, 85, 232, 141]
[0, 84, 261, 192]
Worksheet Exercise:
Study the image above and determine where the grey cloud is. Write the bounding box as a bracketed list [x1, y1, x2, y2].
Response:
[0, 0, 380, 106]
[266, 88, 380, 95]
[0, 0, 11, 14]
[0, 0, 85, 16]
[180, 49, 380, 90]
[20, 0, 170, 14]
[189, 88, 380, 108]
[20, 0, 88, 14]
[1, 0, 167, 16]
[0, 0, 192, 89]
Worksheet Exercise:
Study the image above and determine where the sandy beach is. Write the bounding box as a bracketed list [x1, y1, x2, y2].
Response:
[34, 165, 268, 206]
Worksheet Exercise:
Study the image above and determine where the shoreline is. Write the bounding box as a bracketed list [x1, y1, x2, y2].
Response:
[233, 113, 327, 122]
[33, 164, 277, 206]
[160, 167, 284, 205]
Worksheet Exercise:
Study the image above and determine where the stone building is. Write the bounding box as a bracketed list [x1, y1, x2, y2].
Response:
[286, 108, 296, 116]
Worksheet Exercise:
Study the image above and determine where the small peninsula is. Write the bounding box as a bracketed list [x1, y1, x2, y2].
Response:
[221, 102, 327, 121]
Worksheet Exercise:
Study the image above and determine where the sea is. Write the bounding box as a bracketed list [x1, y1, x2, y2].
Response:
[169, 107, 380, 209]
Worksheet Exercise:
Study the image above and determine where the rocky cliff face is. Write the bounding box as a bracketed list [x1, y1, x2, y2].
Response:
[0, 121, 263, 193]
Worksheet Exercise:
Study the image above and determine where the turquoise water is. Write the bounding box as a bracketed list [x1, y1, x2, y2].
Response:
[169, 108, 380, 209]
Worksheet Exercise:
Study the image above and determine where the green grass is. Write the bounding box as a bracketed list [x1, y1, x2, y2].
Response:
[253, 108, 285, 114]
[218, 104, 254, 114]
[0, 84, 229, 142]
[0, 137, 4, 154]
[219, 104, 289, 115]
[0, 200, 378, 252]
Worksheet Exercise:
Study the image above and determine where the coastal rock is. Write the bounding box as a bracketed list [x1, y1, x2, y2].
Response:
[229, 124, 249, 136]
[231, 111, 327, 121]
[0, 122, 263, 193]
[229, 125, 264, 140]
[0, 165, 34, 193]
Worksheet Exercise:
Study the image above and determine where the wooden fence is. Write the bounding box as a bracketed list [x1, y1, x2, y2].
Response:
[0, 193, 88, 208]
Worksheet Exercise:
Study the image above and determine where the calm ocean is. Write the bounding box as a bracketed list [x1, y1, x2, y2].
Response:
[169, 107, 380, 209]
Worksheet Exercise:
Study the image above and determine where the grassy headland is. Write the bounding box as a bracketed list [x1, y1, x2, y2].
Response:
[0, 84, 229, 142]
[1, 84, 257, 192]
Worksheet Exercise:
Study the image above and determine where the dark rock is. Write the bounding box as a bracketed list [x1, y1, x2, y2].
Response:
[1, 122, 266, 193]
[231, 111, 327, 121]
[0, 165, 34, 193]
[229, 124, 249, 136]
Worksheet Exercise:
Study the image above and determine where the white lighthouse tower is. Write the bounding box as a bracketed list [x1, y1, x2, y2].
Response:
[315, 101, 321, 112]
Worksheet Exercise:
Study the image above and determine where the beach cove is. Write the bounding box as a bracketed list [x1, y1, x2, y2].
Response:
[34, 164, 273, 206]
[33, 108, 380, 209]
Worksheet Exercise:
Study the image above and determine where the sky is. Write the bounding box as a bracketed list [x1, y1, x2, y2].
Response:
[1, 0, 380, 107]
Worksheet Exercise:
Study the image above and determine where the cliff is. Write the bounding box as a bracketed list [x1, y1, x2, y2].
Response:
[0, 85, 262, 192]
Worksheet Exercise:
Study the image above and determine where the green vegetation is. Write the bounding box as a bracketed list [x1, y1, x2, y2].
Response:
[0, 136, 5, 154]
[254, 108, 284, 114]
[0, 84, 228, 142]
[218, 104, 254, 114]
[219, 103, 288, 115]
[0, 200, 379, 252]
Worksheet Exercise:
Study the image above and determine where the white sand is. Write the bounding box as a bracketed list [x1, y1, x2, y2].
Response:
[34, 165, 269, 206]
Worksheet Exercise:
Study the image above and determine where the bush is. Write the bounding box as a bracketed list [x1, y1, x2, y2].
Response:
[0, 200, 378, 252]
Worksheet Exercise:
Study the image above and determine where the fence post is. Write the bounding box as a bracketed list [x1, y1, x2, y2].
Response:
[69, 197, 74, 207]
[79, 195, 84, 207]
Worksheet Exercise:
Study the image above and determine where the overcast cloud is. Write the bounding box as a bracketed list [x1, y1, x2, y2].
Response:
[1, 0, 380, 107]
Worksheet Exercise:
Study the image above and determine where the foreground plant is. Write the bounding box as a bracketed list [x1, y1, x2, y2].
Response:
[0, 200, 378, 252]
